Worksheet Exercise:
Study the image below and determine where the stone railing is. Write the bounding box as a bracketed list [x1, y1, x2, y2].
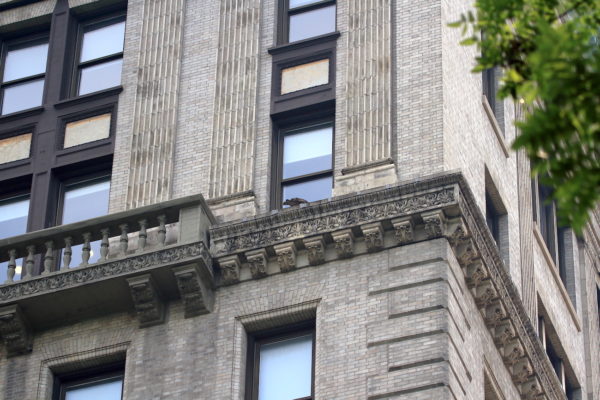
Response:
[0, 194, 215, 356]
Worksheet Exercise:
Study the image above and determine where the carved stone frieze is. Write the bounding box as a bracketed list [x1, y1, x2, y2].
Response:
[274, 242, 297, 273]
[246, 249, 268, 279]
[173, 265, 214, 317]
[332, 229, 354, 259]
[0, 242, 210, 303]
[126, 274, 165, 328]
[219, 255, 241, 285]
[421, 210, 446, 239]
[361, 222, 384, 253]
[391, 217, 413, 245]
[211, 187, 456, 255]
[303, 236, 325, 266]
[0, 305, 31, 357]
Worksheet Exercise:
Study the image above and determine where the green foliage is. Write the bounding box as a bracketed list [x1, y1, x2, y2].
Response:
[452, 0, 600, 233]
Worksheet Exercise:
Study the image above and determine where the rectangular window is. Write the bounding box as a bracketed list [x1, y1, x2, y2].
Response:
[0, 194, 29, 282]
[276, 121, 333, 208]
[282, 0, 336, 43]
[485, 193, 500, 243]
[55, 368, 123, 400]
[482, 67, 497, 115]
[0, 132, 32, 164]
[59, 176, 110, 266]
[76, 17, 125, 96]
[247, 328, 315, 400]
[63, 113, 111, 149]
[1, 38, 48, 114]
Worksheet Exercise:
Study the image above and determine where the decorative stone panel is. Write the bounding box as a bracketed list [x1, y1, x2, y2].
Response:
[173, 265, 214, 317]
[126, 274, 165, 328]
[0, 304, 31, 357]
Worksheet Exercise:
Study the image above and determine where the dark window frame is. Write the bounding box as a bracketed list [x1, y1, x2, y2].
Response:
[55, 171, 112, 226]
[271, 114, 334, 209]
[58, 104, 117, 152]
[0, 33, 50, 116]
[53, 362, 124, 400]
[482, 67, 497, 115]
[245, 322, 316, 400]
[72, 12, 126, 97]
[277, 0, 336, 45]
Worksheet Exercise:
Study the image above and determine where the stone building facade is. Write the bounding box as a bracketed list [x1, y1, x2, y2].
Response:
[0, 0, 598, 399]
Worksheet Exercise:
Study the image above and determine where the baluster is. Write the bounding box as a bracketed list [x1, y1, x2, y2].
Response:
[42, 240, 54, 275]
[5, 249, 16, 283]
[62, 237, 72, 270]
[23, 245, 35, 280]
[157, 215, 167, 247]
[99, 228, 110, 262]
[80, 232, 91, 266]
[119, 224, 129, 255]
[138, 219, 147, 253]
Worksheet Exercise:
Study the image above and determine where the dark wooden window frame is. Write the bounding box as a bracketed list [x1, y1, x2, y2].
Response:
[0, 34, 50, 116]
[0, 1, 125, 276]
[271, 109, 334, 209]
[72, 13, 126, 97]
[245, 322, 316, 400]
[52, 362, 124, 400]
[277, 0, 336, 45]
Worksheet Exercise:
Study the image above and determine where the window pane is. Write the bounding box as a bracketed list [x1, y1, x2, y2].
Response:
[0, 196, 29, 283]
[258, 334, 313, 400]
[64, 114, 111, 148]
[65, 378, 123, 400]
[3, 42, 48, 82]
[1, 79, 44, 114]
[290, 0, 323, 8]
[78, 59, 123, 95]
[281, 59, 329, 95]
[61, 179, 110, 266]
[289, 5, 335, 42]
[282, 176, 332, 205]
[283, 125, 332, 179]
[0, 133, 32, 164]
[80, 21, 126, 63]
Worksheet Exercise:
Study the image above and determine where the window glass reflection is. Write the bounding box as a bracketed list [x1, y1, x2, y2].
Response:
[0, 196, 29, 282]
[65, 378, 123, 400]
[80, 21, 126, 63]
[258, 334, 313, 400]
[1, 79, 44, 114]
[4, 43, 48, 82]
[78, 59, 123, 95]
[289, 0, 323, 9]
[289, 5, 335, 42]
[282, 176, 332, 205]
[283, 125, 332, 179]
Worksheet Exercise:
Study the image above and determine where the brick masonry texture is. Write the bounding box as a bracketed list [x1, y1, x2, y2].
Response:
[0, 0, 599, 399]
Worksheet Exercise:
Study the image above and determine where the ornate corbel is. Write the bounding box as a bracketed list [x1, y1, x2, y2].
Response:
[246, 249, 268, 279]
[494, 320, 517, 347]
[173, 265, 214, 317]
[455, 239, 479, 267]
[421, 210, 446, 239]
[303, 236, 326, 266]
[512, 358, 534, 384]
[0, 305, 32, 357]
[274, 242, 297, 273]
[126, 274, 165, 328]
[219, 255, 241, 285]
[520, 377, 544, 400]
[445, 218, 469, 247]
[332, 229, 354, 259]
[465, 261, 489, 288]
[475, 280, 499, 309]
[391, 217, 413, 245]
[485, 301, 508, 327]
[361, 222, 384, 253]
[503, 337, 526, 366]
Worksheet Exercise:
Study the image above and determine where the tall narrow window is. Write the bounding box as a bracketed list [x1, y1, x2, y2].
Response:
[0, 194, 29, 282]
[278, 122, 333, 207]
[76, 18, 125, 96]
[60, 177, 110, 266]
[248, 329, 315, 400]
[283, 0, 336, 43]
[482, 67, 497, 115]
[1, 39, 48, 114]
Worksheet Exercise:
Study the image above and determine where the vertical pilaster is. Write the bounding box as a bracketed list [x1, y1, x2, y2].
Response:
[208, 0, 261, 199]
[126, 0, 185, 209]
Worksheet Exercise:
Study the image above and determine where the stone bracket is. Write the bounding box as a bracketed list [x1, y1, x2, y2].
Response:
[246, 249, 268, 279]
[391, 217, 413, 245]
[361, 222, 384, 253]
[421, 210, 446, 239]
[126, 274, 165, 328]
[332, 229, 354, 259]
[274, 242, 297, 273]
[173, 265, 214, 318]
[0, 304, 32, 357]
[303, 236, 326, 266]
[219, 255, 241, 285]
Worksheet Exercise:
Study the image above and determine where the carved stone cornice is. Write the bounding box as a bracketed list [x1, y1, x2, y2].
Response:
[0, 242, 210, 303]
[0, 305, 31, 357]
[126, 274, 165, 328]
[173, 265, 214, 317]
[332, 229, 354, 259]
[274, 243, 296, 273]
[246, 249, 268, 279]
